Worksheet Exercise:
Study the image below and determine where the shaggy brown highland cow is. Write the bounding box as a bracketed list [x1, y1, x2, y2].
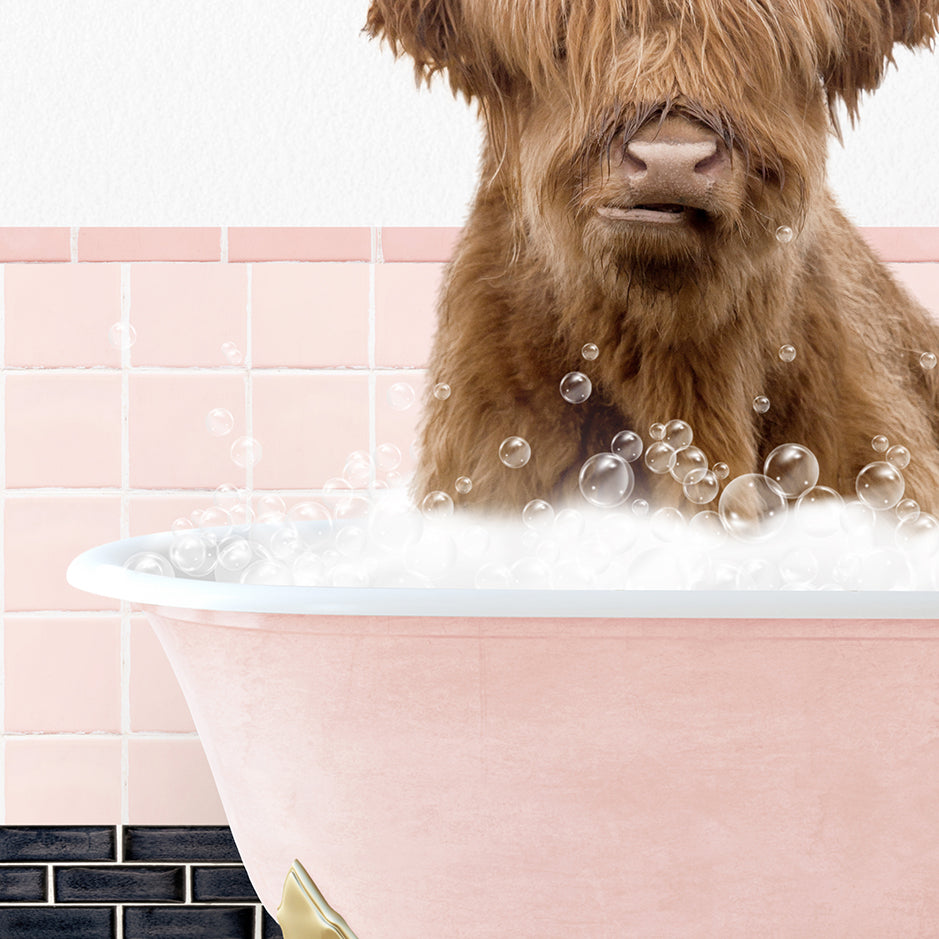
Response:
[366, 0, 939, 515]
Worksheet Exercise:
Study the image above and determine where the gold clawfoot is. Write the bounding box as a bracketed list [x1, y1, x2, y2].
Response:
[277, 859, 360, 939]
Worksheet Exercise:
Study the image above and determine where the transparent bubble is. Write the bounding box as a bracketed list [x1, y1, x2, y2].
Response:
[855, 461, 905, 510]
[581, 342, 600, 361]
[323, 477, 352, 497]
[780, 548, 819, 585]
[895, 512, 939, 555]
[737, 557, 783, 590]
[462, 524, 491, 560]
[559, 371, 592, 405]
[763, 443, 819, 498]
[896, 498, 920, 522]
[455, 475, 473, 494]
[205, 408, 234, 437]
[885, 445, 911, 469]
[198, 506, 233, 537]
[510, 557, 552, 589]
[229, 503, 254, 527]
[288, 500, 333, 546]
[407, 529, 457, 579]
[169, 532, 217, 576]
[499, 436, 531, 469]
[292, 552, 327, 587]
[841, 499, 876, 536]
[388, 382, 416, 411]
[213, 483, 243, 511]
[253, 492, 287, 521]
[871, 435, 889, 453]
[368, 498, 423, 551]
[718, 474, 788, 541]
[221, 341, 244, 364]
[330, 563, 369, 588]
[343, 450, 374, 487]
[420, 490, 455, 519]
[670, 446, 707, 484]
[375, 442, 402, 473]
[651, 506, 685, 542]
[124, 551, 174, 578]
[775, 225, 794, 243]
[241, 559, 293, 586]
[217, 537, 254, 573]
[795, 486, 844, 536]
[611, 430, 643, 462]
[433, 382, 452, 400]
[712, 462, 730, 480]
[578, 452, 634, 507]
[475, 562, 513, 589]
[522, 499, 554, 530]
[663, 419, 693, 451]
[778, 344, 797, 363]
[688, 510, 725, 544]
[230, 436, 263, 468]
[554, 508, 585, 541]
[335, 525, 368, 558]
[109, 322, 137, 350]
[644, 441, 677, 474]
[171, 516, 194, 532]
[859, 548, 912, 590]
[920, 352, 937, 370]
[335, 495, 370, 520]
[752, 395, 771, 414]
[683, 468, 719, 504]
[649, 422, 666, 440]
[632, 499, 650, 517]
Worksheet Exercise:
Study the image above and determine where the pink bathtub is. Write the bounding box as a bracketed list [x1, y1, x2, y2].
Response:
[69, 531, 939, 938]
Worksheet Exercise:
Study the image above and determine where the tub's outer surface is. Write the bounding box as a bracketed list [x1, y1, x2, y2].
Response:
[144, 606, 939, 939]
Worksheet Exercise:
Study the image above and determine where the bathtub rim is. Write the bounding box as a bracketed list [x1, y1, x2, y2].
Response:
[67, 530, 939, 620]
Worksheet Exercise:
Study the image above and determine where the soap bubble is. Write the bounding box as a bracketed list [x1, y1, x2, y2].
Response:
[578, 452, 634, 507]
[213, 483, 243, 511]
[780, 548, 818, 585]
[752, 395, 771, 414]
[433, 382, 452, 400]
[369, 498, 423, 552]
[920, 352, 937, 370]
[895, 512, 939, 554]
[253, 492, 286, 522]
[343, 450, 373, 487]
[375, 443, 402, 473]
[335, 525, 368, 558]
[420, 490, 455, 519]
[388, 382, 416, 411]
[241, 559, 293, 586]
[230, 436, 262, 468]
[221, 341, 243, 364]
[651, 507, 685, 541]
[476, 562, 513, 588]
[778, 344, 797, 362]
[511, 557, 552, 588]
[670, 446, 707, 484]
[169, 532, 217, 576]
[896, 498, 920, 522]
[683, 468, 719, 504]
[649, 422, 666, 440]
[522, 499, 555, 530]
[499, 436, 531, 468]
[644, 441, 676, 474]
[775, 225, 794, 243]
[712, 462, 730, 480]
[737, 557, 783, 590]
[688, 510, 725, 544]
[217, 537, 254, 573]
[885, 445, 911, 469]
[292, 552, 327, 587]
[855, 461, 905, 510]
[841, 499, 876, 536]
[871, 435, 889, 452]
[718, 474, 788, 542]
[795, 486, 843, 536]
[581, 342, 599, 361]
[631, 499, 650, 517]
[198, 506, 233, 537]
[108, 322, 137, 350]
[763, 444, 819, 498]
[455, 475, 473, 494]
[611, 430, 643, 462]
[206, 408, 234, 436]
[559, 371, 592, 404]
[124, 551, 175, 577]
[554, 508, 586, 540]
[663, 419, 693, 451]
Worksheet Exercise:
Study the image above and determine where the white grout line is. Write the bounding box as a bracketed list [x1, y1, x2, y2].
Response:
[70, 228, 79, 262]
[0, 262, 6, 822]
[368, 229, 377, 476]
[245, 264, 254, 497]
[120, 265, 132, 827]
[220, 227, 229, 264]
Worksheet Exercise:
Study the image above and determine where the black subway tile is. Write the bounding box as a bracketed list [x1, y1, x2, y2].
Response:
[191, 865, 259, 902]
[0, 866, 47, 902]
[262, 908, 285, 938]
[123, 905, 255, 939]
[123, 826, 240, 863]
[0, 906, 114, 938]
[0, 826, 116, 862]
[55, 866, 185, 903]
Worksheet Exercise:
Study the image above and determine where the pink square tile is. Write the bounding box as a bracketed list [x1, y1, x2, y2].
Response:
[374, 263, 442, 367]
[5, 494, 121, 612]
[78, 228, 221, 261]
[130, 616, 195, 732]
[129, 493, 223, 537]
[5, 615, 121, 732]
[381, 227, 462, 261]
[129, 264, 248, 366]
[5, 263, 122, 366]
[228, 227, 371, 262]
[0, 228, 71, 262]
[375, 371, 428, 480]
[890, 263, 939, 321]
[127, 738, 227, 825]
[863, 228, 939, 262]
[251, 373, 370, 489]
[5, 373, 122, 487]
[5, 737, 122, 823]
[129, 372, 248, 488]
[251, 263, 369, 367]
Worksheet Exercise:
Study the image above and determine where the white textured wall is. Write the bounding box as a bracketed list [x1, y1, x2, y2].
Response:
[0, 0, 935, 226]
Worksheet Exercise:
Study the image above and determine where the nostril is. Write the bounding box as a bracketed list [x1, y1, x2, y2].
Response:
[694, 145, 728, 178]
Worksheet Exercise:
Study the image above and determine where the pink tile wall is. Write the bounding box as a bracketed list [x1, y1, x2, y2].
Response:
[0, 226, 936, 828]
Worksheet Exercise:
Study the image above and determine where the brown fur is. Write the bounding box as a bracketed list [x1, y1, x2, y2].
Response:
[366, 0, 939, 514]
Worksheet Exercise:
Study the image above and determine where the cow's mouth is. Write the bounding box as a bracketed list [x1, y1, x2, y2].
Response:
[597, 204, 691, 224]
